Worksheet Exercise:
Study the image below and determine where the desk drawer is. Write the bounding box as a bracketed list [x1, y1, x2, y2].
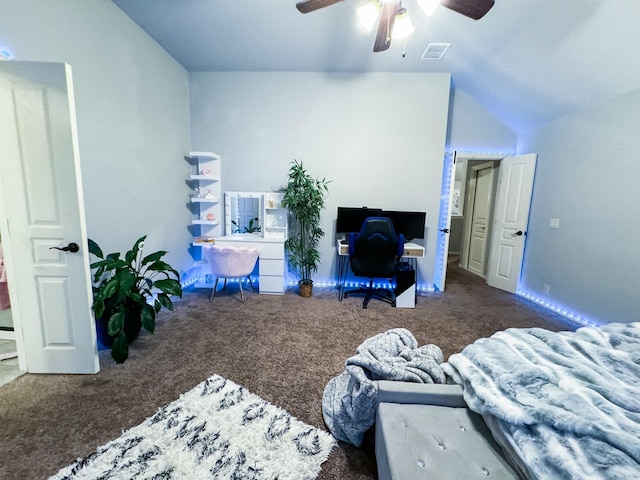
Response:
[260, 242, 284, 259]
[260, 258, 284, 276]
[259, 275, 285, 294]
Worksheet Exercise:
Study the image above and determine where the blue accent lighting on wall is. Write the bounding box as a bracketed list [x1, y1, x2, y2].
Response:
[433, 152, 454, 290]
[517, 289, 602, 328]
[444, 149, 516, 157]
[288, 278, 435, 292]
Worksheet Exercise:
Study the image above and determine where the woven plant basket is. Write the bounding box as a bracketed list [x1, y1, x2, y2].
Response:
[298, 280, 313, 298]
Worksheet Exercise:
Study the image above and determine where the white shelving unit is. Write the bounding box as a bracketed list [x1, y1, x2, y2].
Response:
[192, 220, 219, 225]
[263, 192, 288, 240]
[185, 152, 221, 288]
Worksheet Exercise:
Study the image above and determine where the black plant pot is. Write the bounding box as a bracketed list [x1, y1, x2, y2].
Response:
[96, 306, 143, 350]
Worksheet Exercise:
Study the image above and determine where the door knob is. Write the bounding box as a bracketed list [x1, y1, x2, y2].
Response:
[511, 230, 524, 237]
[50, 242, 80, 253]
[439, 228, 450, 233]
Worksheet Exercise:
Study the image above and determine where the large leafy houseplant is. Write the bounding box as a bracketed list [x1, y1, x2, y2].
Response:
[88, 235, 182, 363]
[280, 159, 330, 296]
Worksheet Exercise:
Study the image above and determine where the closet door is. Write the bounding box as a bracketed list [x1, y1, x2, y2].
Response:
[466, 165, 495, 277]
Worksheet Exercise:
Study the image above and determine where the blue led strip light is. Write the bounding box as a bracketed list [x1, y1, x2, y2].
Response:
[433, 152, 454, 291]
[444, 149, 515, 156]
[517, 290, 602, 328]
[287, 279, 435, 292]
[182, 277, 255, 288]
[417, 284, 435, 293]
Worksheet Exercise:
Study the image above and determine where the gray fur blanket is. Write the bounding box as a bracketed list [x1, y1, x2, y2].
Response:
[443, 322, 640, 479]
[322, 328, 446, 446]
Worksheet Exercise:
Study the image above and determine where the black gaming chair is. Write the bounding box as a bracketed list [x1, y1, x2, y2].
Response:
[344, 217, 405, 309]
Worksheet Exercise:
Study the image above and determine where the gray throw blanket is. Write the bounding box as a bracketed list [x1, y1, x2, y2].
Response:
[322, 328, 446, 446]
[443, 322, 640, 479]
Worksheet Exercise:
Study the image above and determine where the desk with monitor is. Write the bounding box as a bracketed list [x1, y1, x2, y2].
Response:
[336, 239, 425, 307]
[336, 207, 426, 242]
[335, 207, 426, 308]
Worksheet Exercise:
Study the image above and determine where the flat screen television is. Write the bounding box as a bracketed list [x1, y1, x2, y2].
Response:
[336, 207, 382, 234]
[382, 210, 426, 240]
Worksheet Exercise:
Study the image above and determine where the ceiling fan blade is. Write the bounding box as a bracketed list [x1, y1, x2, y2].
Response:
[296, 0, 345, 14]
[373, 1, 400, 52]
[440, 0, 494, 20]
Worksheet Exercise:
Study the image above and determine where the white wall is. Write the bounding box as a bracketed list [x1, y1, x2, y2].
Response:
[519, 87, 640, 325]
[445, 88, 517, 265]
[0, 0, 192, 273]
[447, 88, 518, 153]
[190, 72, 451, 287]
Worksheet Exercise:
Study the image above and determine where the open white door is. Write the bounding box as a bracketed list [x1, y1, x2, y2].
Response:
[434, 152, 458, 291]
[486, 153, 537, 293]
[0, 62, 99, 374]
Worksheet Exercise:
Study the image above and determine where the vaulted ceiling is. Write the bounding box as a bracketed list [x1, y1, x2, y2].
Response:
[112, 0, 640, 134]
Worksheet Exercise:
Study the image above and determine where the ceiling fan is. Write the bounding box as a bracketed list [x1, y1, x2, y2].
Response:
[296, 0, 495, 52]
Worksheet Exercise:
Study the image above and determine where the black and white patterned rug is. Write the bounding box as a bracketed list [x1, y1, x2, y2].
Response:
[50, 374, 336, 480]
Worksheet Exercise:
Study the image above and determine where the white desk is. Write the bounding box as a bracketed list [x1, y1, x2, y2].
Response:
[214, 235, 286, 294]
[337, 240, 424, 257]
[337, 240, 425, 308]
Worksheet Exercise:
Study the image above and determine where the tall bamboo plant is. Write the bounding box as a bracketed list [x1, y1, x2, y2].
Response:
[281, 160, 330, 291]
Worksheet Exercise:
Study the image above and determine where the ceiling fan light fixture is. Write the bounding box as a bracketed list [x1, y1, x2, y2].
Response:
[357, 1, 381, 32]
[416, 0, 440, 17]
[392, 7, 414, 39]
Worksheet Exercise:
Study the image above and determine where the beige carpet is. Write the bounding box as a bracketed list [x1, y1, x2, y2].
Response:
[0, 265, 578, 479]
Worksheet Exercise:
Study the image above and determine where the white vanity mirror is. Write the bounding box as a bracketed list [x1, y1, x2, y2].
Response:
[225, 191, 264, 236]
[218, 191, 289, 295]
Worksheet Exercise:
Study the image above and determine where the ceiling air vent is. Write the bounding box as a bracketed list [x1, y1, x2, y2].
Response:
[421, 43, 451, 60]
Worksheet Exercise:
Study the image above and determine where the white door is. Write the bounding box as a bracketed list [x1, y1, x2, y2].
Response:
[0, 61, 99, 374]
[486, 154, 537, 293]
[467, 166, 494, 276]
[434, 152, 458, 291]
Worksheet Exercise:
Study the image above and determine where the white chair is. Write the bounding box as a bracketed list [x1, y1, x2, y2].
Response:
[202, 244, 260, 302]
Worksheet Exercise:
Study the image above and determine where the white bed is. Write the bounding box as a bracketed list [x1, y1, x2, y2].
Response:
[443, 322, 640, 479]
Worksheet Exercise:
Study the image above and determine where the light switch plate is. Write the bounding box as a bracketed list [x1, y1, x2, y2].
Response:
[549, 218, 560, 229]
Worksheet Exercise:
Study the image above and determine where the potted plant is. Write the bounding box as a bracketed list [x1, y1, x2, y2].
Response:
[232, 217, 261, 234]
[88, 235, 183, 364]
[280, 159, 330, 297]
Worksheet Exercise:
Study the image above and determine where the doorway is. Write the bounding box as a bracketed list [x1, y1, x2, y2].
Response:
[441, 153, 537, 294]
[0, 221, 21, 387]
[460, 161, 499, 278]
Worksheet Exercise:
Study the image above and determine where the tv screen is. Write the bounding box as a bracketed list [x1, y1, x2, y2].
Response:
[336, 207, 382, 234]
[382, 210, 426, 240]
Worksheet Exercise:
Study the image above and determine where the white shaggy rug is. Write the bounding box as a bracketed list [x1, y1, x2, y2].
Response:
[50, 374, 336, 480]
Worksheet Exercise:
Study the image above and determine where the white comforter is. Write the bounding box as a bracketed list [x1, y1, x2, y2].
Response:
[443, 322, 640, 479]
